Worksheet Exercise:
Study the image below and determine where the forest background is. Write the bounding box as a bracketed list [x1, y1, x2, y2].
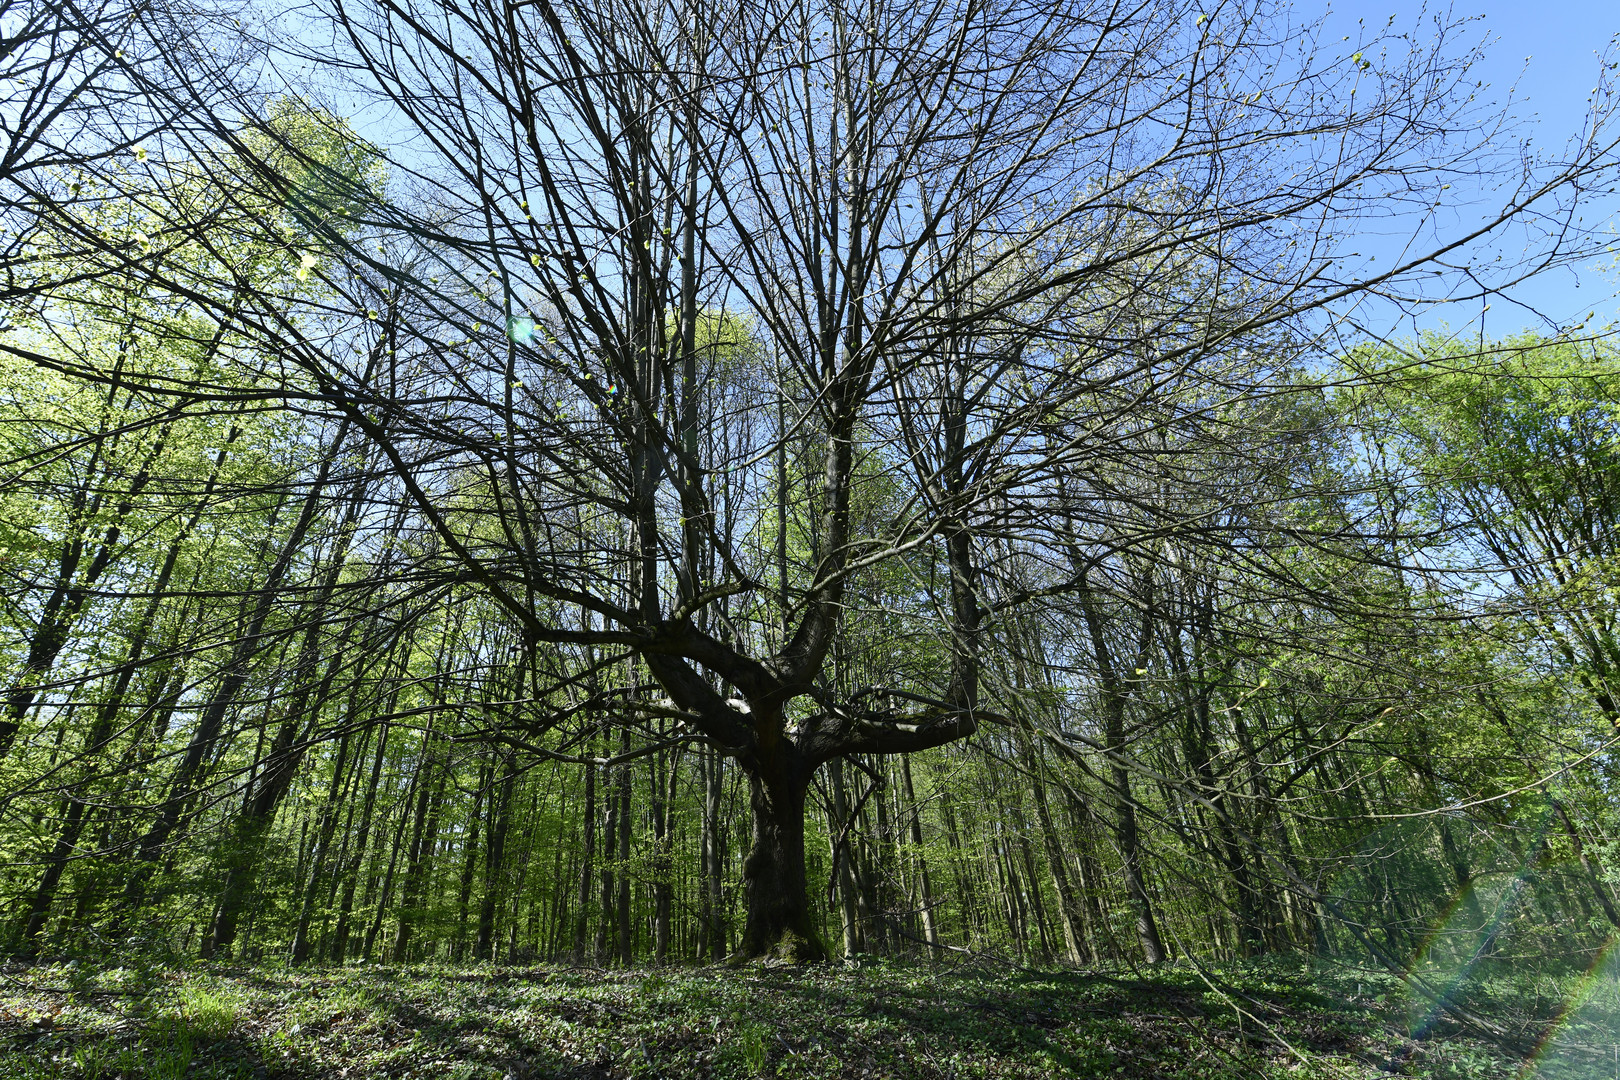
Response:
[6, 0, 1620, 1075]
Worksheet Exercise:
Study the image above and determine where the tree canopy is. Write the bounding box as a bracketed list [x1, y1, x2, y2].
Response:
[1, 0, 1619, 1006]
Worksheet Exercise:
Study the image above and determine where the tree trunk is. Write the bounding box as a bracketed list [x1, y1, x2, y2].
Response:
[940, 788, 979, 946]
[19, 434, 239, 948]
[392, 744, 444, 962]
[595, 761, 617, 960]
[331, 719, 391, 962]
[699, 746, 726, 960]
[867, 760, 895, 954]
[1549, 796, 1620, 930]
[1028, 770, 1086, 964]
[292, 727, 361, 964]
[124, 431, 348, 908]
[362, 780, 416, 960]
[826, 758, 864, 958]
[203, 641, 361, 960]
[1111, 759, 1167, 964]
[898, 756, 939, 953]
[1074, 568, 1167, 965]
[614, 729, 632, 965]
[736, 746, 827, 963]
[650, 744, 674, 964]
[453, 765, 489, 961]
[573, 754, 596, 960]
[995, 831, 1028, 963]
[476, 763, 515, 961]
[1017, 828, 1055, 962]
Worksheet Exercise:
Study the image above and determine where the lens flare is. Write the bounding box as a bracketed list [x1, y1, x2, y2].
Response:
[1518, 935, 1620, 1080]
[506, 316, 535, 344]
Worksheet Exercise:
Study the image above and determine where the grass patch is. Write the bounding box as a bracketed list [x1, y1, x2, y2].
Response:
[0, 954, 1608, 1078]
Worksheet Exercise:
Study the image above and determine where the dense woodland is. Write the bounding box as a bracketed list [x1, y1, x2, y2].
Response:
[3, 0, 1620, 987]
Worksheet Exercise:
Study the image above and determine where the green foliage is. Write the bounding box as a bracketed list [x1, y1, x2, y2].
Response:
[4, 958, 1580, 1079]
[736, 1021, 769, 1075]
[1342, 336, 1620, 723]
[238, 97, 387, 243]
[175, 983, 239, 1042]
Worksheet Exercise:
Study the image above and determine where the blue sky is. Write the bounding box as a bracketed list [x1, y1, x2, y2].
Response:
[275, 1, 1620, 344]
[1323, 1, 1620, 338]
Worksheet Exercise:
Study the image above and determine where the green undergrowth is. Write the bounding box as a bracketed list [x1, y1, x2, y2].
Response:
[1, 953, 1611, 1079]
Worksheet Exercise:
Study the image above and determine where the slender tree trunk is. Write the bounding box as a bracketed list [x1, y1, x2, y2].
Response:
[573, 752, 597, 961]
[506, 788, 538, 961]
[476, 763, 515, 961]
[699, 746, 726, 960]
[362, 783, 416, 960]
[615, 729, 632, 965]
[827, 757, 864, 958]
[1029, 771, 1086, 963]
[292, 726, 362, 964]
[1110, 756, 1167, 964]
[994, 831, 1027, 963]
[544, 809, 568, 960]
[596, 760, 617, 960]
[332, 719, 392, 962]
[1017, 827, 1054, 961]
[1550, 796, 1620, 929]
[898, 756, 940, 953]
[392, 736, 444, 962]
[650, 743, 674, 964]
[454, 765, 489, 961]
[940, 788, 978, 947]
[18, 431, 240, 947]
[868, 759, 895, 954]
[203, 635, 366, 958]
[1074, 571, 1167, 965]
[124, 428, 350, 908]
[203, 480, 383, 958]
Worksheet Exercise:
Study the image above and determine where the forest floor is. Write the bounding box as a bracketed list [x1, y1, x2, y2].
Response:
[0, 953, 1609, 1080]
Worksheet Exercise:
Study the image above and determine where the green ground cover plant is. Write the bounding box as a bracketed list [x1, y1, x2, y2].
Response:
[5, 954, 1610, 1079]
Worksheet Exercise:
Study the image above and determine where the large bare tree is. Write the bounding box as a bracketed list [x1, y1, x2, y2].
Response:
[33, 0, 1618, 960]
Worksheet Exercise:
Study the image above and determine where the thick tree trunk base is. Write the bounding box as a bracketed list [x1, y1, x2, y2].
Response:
[730, 925, 830, 965]
[732, 758, 830, 965]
